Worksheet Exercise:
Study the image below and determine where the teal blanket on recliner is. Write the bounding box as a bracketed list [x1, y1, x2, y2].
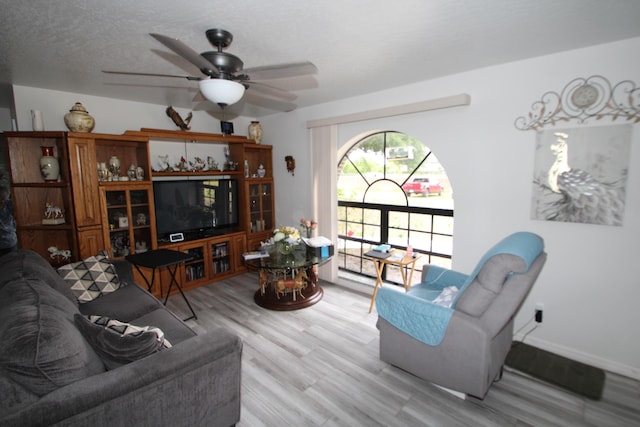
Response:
[376, 232, 544, 346]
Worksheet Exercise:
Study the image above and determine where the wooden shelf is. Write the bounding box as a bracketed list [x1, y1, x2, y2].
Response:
[127, 128, 256, 144]
[151, 170, 243, 177]
[11, 181, 69, 188]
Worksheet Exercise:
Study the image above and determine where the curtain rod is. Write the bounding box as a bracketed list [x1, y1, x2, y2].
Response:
[306, 93, 471, 129]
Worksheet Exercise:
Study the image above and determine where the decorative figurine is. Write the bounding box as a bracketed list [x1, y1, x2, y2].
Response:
[135, 241, 148, 253]
[44, 203, 63, 219]
[207, 156, 219, 171]
[136, 212, 147, 225]
[157, 155, 172, 172]
[224, 147, 237, 170]
[43, 202, 65, 225]
[189, 157, 206, 171]
[175, 156, 188, 171]
[48, 246, 71, 262]
[166, 106, 192, 131]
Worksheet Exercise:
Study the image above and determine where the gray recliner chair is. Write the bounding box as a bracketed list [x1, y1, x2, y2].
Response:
[375, 232, 546, 399]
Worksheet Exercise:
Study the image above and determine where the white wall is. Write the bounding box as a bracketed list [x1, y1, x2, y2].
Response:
[11, 86, 254, 136]
[8, 37, 640, 379]
[0, 107, 12, 131]
[261, 37, 640, 379]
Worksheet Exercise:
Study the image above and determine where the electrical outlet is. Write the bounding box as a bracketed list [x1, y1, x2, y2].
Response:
[535, 303, 544, 323]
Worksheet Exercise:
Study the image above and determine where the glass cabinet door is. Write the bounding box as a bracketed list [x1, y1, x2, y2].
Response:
[210, 241, 231, 275]
[102, 185, 155, 257]
[248, 181, 273, 233]
[182, 245, 206, 283]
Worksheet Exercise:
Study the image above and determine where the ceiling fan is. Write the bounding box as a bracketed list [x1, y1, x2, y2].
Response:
[103, 28, 317, 109]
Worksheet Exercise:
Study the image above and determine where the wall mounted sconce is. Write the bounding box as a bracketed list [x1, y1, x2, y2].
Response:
[285, 155, 295, 175]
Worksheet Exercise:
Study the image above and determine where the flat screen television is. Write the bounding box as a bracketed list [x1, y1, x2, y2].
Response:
[152, 177, 238, 242]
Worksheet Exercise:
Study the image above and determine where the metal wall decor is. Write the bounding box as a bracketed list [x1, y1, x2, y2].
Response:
[515, 75, 640, 131]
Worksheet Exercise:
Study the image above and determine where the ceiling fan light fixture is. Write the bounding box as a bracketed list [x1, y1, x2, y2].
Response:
[199, 78, 245, 107]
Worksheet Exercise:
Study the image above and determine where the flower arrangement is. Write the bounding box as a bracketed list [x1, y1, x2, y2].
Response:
[273, 225, 301, 243]
[300, 218, 318, 238]
[273, 226, 301, 254]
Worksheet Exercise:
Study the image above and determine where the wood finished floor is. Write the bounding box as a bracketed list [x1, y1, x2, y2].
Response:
[166, 273, 640, 427]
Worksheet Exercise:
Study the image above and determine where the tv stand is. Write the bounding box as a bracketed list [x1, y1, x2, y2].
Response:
[158, 227, 238, 245]
[157, 231, 247, 293]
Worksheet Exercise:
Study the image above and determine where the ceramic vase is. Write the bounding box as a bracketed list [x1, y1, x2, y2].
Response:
[97, 161, 108, 182]
[127, 165, 137, 180]
[40, 146, 60, 182]
[248, 121, 263, 144]
[64, 102, 95, 132]
[31, 110, 44, 131]
[108, 156, 121, 178]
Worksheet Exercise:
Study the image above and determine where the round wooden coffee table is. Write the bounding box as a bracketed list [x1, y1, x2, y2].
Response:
[245, 245, 332, 310]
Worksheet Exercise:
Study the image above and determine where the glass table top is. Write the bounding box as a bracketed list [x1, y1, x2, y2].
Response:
[244, 244, 332, 270]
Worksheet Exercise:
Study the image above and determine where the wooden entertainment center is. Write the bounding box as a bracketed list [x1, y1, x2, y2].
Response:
[2, 128, 274, 297]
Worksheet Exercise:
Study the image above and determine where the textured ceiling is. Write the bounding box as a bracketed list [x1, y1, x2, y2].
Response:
[1, 0, 639, 117]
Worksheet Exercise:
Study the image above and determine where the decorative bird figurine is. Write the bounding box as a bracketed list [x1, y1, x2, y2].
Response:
[545, 132, 625, 225]
[166, 106, 193, 131]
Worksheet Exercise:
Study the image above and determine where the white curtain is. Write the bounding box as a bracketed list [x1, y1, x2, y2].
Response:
[310, 125, 338, 282]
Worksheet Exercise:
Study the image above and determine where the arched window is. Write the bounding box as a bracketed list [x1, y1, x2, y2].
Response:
[337, 131, 454, 285]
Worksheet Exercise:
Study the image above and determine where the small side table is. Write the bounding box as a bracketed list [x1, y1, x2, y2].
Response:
[366, 251, 420, 313]
[126, 249, 197, 321]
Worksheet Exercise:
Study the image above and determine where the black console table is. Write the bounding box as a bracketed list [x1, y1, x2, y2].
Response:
[126, 249, 197, 321]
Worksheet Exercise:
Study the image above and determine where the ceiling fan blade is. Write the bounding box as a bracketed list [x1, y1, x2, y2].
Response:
[242, 61, 318, 81]
[103, 70, 201, 81]
[246, 82, 298, 102]
[150, 33, 220, 77]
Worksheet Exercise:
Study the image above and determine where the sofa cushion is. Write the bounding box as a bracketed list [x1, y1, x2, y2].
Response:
[0, 278, 105, 396]
[452, 232, 544, 308]
[455, 280, 497, 317]
[455, 254, 528, 317]
[79, 281, 162, 322]
[0, 250, 77, 304]
[75, 314, 171, 370]
[477, 253, 527, 293]
[133, 308, 198, 345]
[57, 252, 122, 303]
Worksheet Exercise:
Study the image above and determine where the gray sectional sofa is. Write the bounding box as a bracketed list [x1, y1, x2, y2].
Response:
[0, 249, 242, 427]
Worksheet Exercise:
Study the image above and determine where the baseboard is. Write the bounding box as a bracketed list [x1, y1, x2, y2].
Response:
[514, 334, 640, 381]
[334, 275, 375, 299]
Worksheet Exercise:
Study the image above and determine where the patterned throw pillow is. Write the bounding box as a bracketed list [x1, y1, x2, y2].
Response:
[432, 286, 459, 308]
[74, 314, 171, 370]
[57, 251, 122, 303]
[86, 315, 171, 348]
